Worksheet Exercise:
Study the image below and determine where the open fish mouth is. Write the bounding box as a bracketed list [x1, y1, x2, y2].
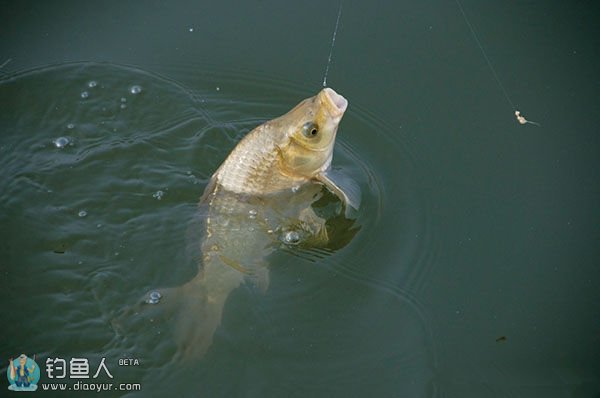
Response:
[323, 87, 348, 116]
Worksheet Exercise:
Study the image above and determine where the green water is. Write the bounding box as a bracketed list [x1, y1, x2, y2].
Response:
[1, 1, 598, 397]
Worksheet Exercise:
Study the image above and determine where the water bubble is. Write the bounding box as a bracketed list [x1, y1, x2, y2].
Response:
[188, 27, 194, 32]
[215, 86, 220, 91]
[67, 123, 75, 129]
[282, 230, 301, 245]
[53, 137, 70, 148]
[87, 80, 98, 88]
[78, 210, 87, 217]
[129, 85, 142, 95]
[120, 104, 127, 109]
[96, 223, 102, 228]
[248, 209, 257, 219]
[291, 185, 300, 193]
[146, 291, 162, 304]
[120, 97, 127, 103]
[152, 190, 164, 200]
[80, 91, 89, 99]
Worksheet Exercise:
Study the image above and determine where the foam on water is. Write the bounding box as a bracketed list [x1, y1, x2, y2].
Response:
[152, 190, 164, 200]
[281, 230, 301, 245]
[129, 85, 142, 94]
[53, 136, 70, 148]
[145, 291, 162, 304]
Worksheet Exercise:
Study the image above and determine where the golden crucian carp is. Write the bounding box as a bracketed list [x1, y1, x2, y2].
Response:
[120, 88, 360, 359]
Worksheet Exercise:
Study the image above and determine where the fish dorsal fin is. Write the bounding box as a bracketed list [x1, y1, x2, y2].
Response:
[316, 169, 361, 215]
[199, 169, 221, 204]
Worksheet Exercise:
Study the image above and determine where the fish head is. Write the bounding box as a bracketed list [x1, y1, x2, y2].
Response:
[275, 88, 348, 178]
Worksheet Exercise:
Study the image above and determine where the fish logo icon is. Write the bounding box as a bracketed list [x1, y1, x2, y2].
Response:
[7, 354, 40, 392]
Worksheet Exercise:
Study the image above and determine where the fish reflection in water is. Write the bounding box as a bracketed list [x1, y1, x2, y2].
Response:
[117, 88, 360, 359]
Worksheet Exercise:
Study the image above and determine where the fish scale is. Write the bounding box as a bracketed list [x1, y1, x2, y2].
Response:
[216, 124, 304, 195]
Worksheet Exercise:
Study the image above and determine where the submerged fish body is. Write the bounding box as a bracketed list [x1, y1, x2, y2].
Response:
[182, 183, 329, 356]
[123, 88, 358, 359]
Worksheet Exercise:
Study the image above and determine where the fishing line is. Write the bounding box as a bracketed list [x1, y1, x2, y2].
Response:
[322, 0, 343, 87]
[455, 0, 540, 126]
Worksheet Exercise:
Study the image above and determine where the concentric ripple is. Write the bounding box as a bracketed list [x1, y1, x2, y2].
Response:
[0, 61, 440, 396]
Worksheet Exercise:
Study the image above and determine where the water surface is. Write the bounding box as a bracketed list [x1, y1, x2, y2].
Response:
[1, 1, 598, 397]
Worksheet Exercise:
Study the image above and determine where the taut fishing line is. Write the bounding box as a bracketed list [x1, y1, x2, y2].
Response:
[322, 1, 343, 87]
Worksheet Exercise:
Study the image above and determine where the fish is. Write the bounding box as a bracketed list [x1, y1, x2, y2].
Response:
[118, 88, 360, 359]
[202, 88, 358, 207]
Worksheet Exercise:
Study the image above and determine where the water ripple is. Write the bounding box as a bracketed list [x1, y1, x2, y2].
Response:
[1, 61, 440, 394]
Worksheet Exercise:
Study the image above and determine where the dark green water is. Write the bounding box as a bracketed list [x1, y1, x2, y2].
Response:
[1, 1, 598, 397]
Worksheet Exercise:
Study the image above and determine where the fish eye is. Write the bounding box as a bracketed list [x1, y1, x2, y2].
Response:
[302, 122, 319, 138]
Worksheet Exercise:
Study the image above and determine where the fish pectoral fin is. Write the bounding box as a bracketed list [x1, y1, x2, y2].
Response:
[298, 207, 329, 245]
[219, 255, 270, 293]
[219, 255, 250, 274]
[316, 169, 361, 214]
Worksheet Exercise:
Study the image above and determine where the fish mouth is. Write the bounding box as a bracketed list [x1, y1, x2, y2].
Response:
[322, 87, 348, 116]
